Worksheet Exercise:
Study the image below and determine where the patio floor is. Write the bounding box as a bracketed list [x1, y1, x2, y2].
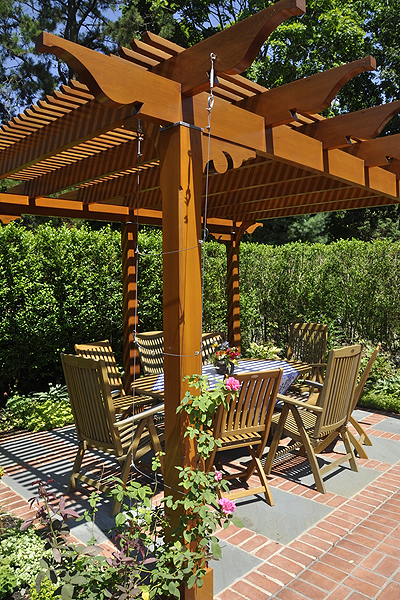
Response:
[0, 407, 400, 599]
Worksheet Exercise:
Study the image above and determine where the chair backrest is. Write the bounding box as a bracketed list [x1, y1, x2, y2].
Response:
[314, 344, 362, 438]
[351, 343, 381, 413]
[288, 322, 328, 364]
[213, 369, 283, 441]
[135, 331, 223, 374]
[75, 340, 125, 395]
[61, 353, 122, 455]
[201, 332, 223, 364]
[134, 331, 164, 375]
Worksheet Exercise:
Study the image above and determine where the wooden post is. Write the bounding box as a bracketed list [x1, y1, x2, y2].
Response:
[121, 219, 140, 394]
[158, 121, 203, 480]
[226, 238, 241, 353]
[158, 122, 209, 599]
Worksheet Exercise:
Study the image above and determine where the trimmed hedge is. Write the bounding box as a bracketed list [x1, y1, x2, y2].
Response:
[1, 223, 399, 395]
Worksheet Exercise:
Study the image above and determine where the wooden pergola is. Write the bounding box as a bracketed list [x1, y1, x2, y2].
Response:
[1, 0, 400, 595]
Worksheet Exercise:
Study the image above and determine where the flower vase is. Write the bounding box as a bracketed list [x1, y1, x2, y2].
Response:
[215, 360, 235, 376]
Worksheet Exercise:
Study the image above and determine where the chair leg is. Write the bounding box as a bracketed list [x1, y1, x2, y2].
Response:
[248, 446, 274, 506]
[290, 407, 326, 494]
[341, 427, 359, 472]
[349, 415, 373, 446]
[348, 430, 369, 459]
[264, 405, 289, 475]
[313, 431, 339, 455]
[67, 440, 86, 492]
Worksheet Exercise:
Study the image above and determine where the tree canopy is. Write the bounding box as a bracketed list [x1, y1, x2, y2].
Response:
[0, 0, 119, 119]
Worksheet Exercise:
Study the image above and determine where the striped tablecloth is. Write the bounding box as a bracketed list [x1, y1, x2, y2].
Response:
[152, 359, 299, 395]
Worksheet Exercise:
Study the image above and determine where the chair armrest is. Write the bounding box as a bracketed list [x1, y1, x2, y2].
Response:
[303, 380, 323, 389]
[114, 402, 165, 428]
[276, 393, 323, 413]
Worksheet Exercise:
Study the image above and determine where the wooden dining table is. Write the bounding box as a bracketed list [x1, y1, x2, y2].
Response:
[132, 358, 313, 402]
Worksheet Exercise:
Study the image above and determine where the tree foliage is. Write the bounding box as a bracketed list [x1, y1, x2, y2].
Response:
[0, 0, 119, 119]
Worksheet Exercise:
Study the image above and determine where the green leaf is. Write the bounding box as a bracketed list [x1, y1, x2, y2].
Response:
[115, 512, 126, 526]
[61, 583, 75, 600]
[35, 571, 46, 593]
[211, 541, 222, 558]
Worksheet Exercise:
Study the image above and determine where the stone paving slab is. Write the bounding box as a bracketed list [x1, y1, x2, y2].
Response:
[372, 414, 400, 434]
[233, 488, 333, 545]
[335, 435, 400, 465]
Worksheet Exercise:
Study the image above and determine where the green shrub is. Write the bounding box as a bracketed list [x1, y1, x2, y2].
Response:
[0, 528, 50, 590]
[2, 223, 400, 396]
[0, 557, 18, 599]
[30, 578, 61, 599]
[3, 385, 73, 431]
[358, 390, 400, 414]
[248, 340, 283, 360]
[0, 223, 123, 395]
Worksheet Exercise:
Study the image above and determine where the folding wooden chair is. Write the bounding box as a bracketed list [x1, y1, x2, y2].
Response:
[134, 331, 223, 374]
[287, 322, 328, 384]
[75, 339, 156, 415]
[75, 340, 126, 396]
[134, 331, 164, 375]
[201, 332, 223, 364]
[205, 369, 283, 506]
[313, 343, 381, 458]
[61, 353, 164, 516]
[265, 345, 362, 494]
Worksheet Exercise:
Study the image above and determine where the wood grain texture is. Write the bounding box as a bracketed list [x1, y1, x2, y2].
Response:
[36, 31, 182, 121]
[300, 100, 400, 148]
[150, 0, 305, 96]
[238, 57, 376, 127]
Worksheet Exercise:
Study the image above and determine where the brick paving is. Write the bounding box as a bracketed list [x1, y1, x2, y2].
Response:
[213, 411, 400, 600]
[0, 409, 399, 598]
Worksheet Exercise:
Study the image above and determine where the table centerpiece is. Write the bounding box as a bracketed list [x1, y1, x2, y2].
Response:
[211, 340, 240, 376]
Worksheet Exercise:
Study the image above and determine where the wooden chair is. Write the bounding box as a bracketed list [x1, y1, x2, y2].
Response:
[61, 353, 164, 516]
[287, 322, 328, 384]
[134, 331, 223, 375]
[205, 369, 283, 506]
[75, 340, 146, 416]
[75, 340, 126, 395]
[313, 343, 381, 459]
[265, 345, 362, 494]
[201, 332, 223, 364]
[134, 331, 164, 375]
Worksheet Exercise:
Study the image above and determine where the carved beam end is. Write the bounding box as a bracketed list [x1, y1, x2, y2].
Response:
[301, 99, 400, 150]
[238, 55, 376, 127]
[36, 32, 182, 123]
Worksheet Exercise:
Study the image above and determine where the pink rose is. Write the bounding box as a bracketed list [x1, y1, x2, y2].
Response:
[225, 377, 241, 392]
[214, 470, 222, 482]
[218, 497, 236, 515]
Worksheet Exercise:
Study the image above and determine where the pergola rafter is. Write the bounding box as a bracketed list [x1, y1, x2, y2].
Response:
[1, 2, 400, 596]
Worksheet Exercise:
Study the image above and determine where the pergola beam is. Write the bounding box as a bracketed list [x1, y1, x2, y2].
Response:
[345, 133, 400, 167]
[237, 56, 376, 127]
[0, 102, 137, 179]
[300, 100, 400, 149]
[150, 0, 306, 96]
[36, 32, 182, 119]
[7, 135, 157, 198]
